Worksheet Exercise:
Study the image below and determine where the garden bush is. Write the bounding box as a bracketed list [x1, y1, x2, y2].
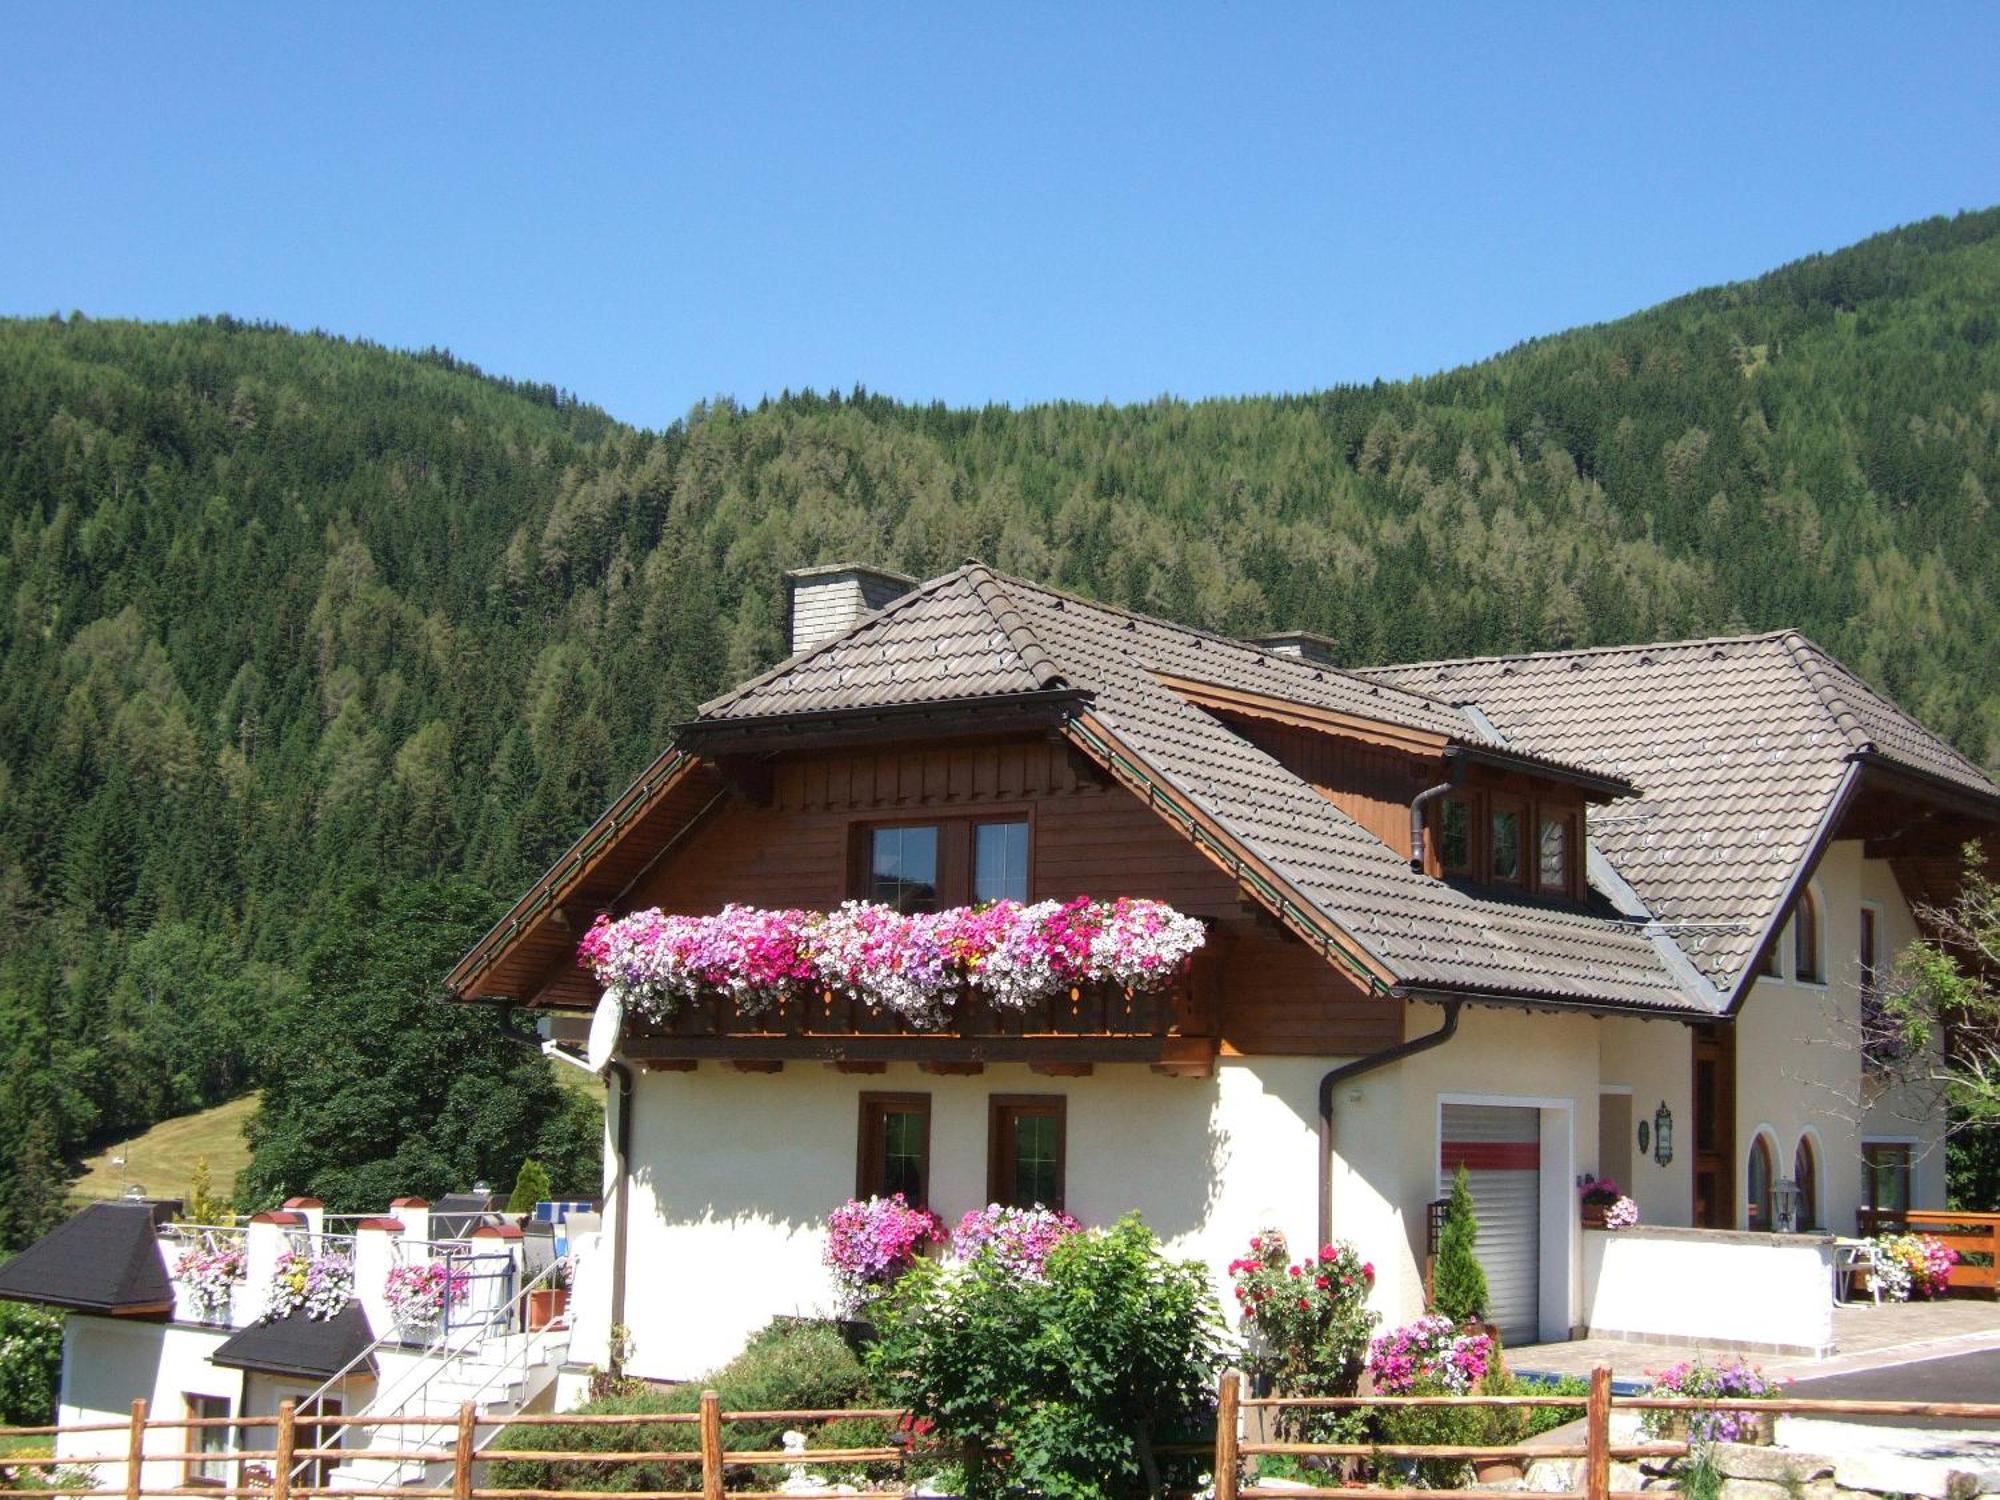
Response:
[870, 1212, 1231, 1500]
[489, 1318, 890, 1493]
[0, 1303, 62, 1425]
[1430, 1165, 1488, 1324]
[1228, 1228, 1376, 1450]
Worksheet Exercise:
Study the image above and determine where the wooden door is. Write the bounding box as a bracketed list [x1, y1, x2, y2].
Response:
[1691, 1025, 1735, 1228]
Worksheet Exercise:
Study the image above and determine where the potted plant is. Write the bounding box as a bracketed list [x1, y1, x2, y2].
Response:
[1579, 1175, 1623, 1229]
[1642, 1359, 1783, 1446]
[527, 1255, 572, 1330]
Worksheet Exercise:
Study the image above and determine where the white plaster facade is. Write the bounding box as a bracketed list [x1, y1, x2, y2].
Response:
[590, 837, 1948, 1382]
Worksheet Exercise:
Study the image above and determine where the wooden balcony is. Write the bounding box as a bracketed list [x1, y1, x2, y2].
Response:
[620, 950, 1223, 1076]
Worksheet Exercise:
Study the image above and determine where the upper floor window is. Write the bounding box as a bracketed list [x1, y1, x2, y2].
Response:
[1793, 886, 1825, 984]
[869, 825, 940, 913]
[1858, 906, 1879, 998]
[1490, 803, 1523, 884]
[1537, 813, 1571, 893]
[974, 820, 1029, 904]
[1438, 798, 1473, 874]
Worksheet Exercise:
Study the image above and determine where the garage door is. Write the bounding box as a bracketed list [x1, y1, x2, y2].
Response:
[1440, 1104, 1540, 1345]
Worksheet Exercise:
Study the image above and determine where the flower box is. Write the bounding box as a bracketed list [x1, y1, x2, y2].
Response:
[526, 1287, 569, 1330]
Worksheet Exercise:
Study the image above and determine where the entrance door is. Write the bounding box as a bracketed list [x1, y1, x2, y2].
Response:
[1440, 1104, 1540, 1345]
[1692, 1025, 1735, 1228]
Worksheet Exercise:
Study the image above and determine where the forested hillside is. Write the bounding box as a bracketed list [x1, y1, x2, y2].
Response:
[2, 208, 1997, 1239]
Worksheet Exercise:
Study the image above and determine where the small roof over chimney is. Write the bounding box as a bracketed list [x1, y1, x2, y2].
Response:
[1248, 629, 1339, 665]
[784, 562, 918, 657]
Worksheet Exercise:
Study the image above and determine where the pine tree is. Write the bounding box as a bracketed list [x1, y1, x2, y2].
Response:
[1430, 1164, 1489, 1324]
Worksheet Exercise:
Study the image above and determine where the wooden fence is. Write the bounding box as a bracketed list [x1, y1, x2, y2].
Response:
[3, 1370, 1999, 1500]
[1857, 1209, 2000, 1292]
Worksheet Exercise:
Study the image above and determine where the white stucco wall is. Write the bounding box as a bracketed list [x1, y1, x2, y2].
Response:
[605, 1057, 1335, 1381]
[1734, 838, 1948, 1234]
[1581, 1227, 1836, 1355]
[1595, 1014, 1694, 1228]
[56, 1317, 237, 1491]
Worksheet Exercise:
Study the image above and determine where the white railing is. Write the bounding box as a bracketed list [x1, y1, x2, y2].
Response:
[286, 1256, 571, 1491]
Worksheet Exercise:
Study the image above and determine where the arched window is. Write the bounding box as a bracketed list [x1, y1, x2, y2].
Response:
[1746, 1135, 1775, 1231]
[1793, 1135, 1819, 1232]
[1793, 887, 1824, 984]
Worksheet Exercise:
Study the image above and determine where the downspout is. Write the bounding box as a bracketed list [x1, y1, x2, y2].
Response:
[602, 1058, 634, 1356]
[1408, 752, 1466, 873]
[1317, 1001, 1463, 1250]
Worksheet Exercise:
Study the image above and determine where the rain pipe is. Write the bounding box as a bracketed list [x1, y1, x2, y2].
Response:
[1317, 1000, 1462, 1251]
[542, 1037, 633, 1350]
[1408, 752, 1466, 873]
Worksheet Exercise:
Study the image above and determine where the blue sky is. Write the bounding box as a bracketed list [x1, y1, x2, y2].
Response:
[4, 5, 1996, 428]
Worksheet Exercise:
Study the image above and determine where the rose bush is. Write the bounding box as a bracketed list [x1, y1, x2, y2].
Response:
[1229, 1229, 1377, 1448]
[577, 897, 1206, 1027]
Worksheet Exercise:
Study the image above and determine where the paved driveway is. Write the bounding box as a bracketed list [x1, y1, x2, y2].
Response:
[1788, 1348, 2000, 1415]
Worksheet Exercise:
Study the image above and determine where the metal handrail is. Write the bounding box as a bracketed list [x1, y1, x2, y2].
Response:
[285, 1256, 568, 1488]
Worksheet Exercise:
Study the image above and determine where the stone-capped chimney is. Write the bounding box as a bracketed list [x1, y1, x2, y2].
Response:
[1249, 630, 1338, 665]
[784, 563, 917, 657]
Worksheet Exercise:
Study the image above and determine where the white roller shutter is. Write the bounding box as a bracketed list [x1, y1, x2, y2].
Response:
[1440, 1104, 1541, 1346]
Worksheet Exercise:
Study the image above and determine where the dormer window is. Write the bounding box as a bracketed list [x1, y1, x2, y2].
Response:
[1439, 799, 1473, 874]
[1490, 803, 1524, 884]
[1538, 814, 1570, 892]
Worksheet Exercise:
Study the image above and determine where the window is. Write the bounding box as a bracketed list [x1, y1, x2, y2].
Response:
[1793, 1135, 1819, 1232]
[1793, 887, 1824, 984]
[857, 1093, 931, 1205]
[185, 1395, 232, 1487]
[1745, 1134, 1775, 1231]
[1862, 1142, 1912, 1219]
[1490, 804, 1523, 884]
[1758, 934, 1783, 979]
[1858, 906, 1879, 998]
[1537, 814, 1570, 893]
[298, 1397, 342, 1490]
[988, 1095, 1065, 1211]
[868, 825, 940, 913]
[973, 820, 1029, 904]
[1438, 798, 1472, 874]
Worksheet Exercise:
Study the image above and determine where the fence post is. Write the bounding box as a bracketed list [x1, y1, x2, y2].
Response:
[1586, 1366, 1612, 1500]
[452, 1403, 476, 1500]
[272, 1399, 296, 1500]
[699, 1388, 724, 1500]
[1214, 1370, 1240, 1500]
[124, 1398, 147, 1500]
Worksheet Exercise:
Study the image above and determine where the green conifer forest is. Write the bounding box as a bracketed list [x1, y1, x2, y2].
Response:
[2, 207, 1997, 1235]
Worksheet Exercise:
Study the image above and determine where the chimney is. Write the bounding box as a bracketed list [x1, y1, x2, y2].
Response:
[784, 563, 917, 656]
[1249, 630, 1339, 666]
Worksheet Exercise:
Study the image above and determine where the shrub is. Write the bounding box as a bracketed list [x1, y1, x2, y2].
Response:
[506, 1159, 553, 1215]
[870, 1212, 1232, 1500]
[489, 1319, 888, 1493]
[1373, 1374, 1491, 1489]
[1228, 1228, 1376, 1446]
[0, 1303, 62, 1425]
[1430, 1165, 1488, 1323]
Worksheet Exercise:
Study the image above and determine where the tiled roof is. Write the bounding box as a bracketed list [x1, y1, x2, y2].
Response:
[694, 564, 1695, 1012]
[1362, 633, 1999, 992]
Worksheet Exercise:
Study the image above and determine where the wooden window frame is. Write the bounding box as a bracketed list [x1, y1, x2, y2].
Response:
[1745, 1132, 1776, 1232]
[183, 1395, 232, 1488]
[850, 811, 1035, 909]
[1861, 1140, 1912, 1216]
[1793, 886, 1826, 986]
[857, 1092, 932, 1206]
[1534, 807, 1579, 900]
[1436, 795, 1476, 877]
[1487, 794, 1527, 887]
[1793, 1133, 1820, 1232]
[987, 1094, 1067, 1211]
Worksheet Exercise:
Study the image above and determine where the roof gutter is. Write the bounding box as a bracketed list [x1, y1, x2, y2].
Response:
[1409, 752, 1466, 873]
[1318, 1002, 1462, 1249]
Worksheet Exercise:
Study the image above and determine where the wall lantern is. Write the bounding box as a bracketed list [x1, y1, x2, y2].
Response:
[1652, 1101, 1674, 1167]
[1772, 1177, 1802, 1235]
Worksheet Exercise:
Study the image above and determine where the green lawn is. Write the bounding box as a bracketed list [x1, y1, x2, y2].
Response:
[70, 1094, 258, 1207]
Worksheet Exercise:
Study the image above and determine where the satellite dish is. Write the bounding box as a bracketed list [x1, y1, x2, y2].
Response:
[585, 992, 624, 1073]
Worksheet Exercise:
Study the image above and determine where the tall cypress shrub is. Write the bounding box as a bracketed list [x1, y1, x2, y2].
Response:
[1430, 1164, 1489, 1324]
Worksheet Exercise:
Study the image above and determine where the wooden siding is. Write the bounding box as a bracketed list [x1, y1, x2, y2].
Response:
[1229, 718, 1431, 859]
[536, 735, 1400, 1055]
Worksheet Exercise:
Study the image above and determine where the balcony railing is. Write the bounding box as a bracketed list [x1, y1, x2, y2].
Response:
[620, 951, 1223, 1072]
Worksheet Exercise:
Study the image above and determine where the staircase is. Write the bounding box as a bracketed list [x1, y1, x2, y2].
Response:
[299, 1260, 572, 1492]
